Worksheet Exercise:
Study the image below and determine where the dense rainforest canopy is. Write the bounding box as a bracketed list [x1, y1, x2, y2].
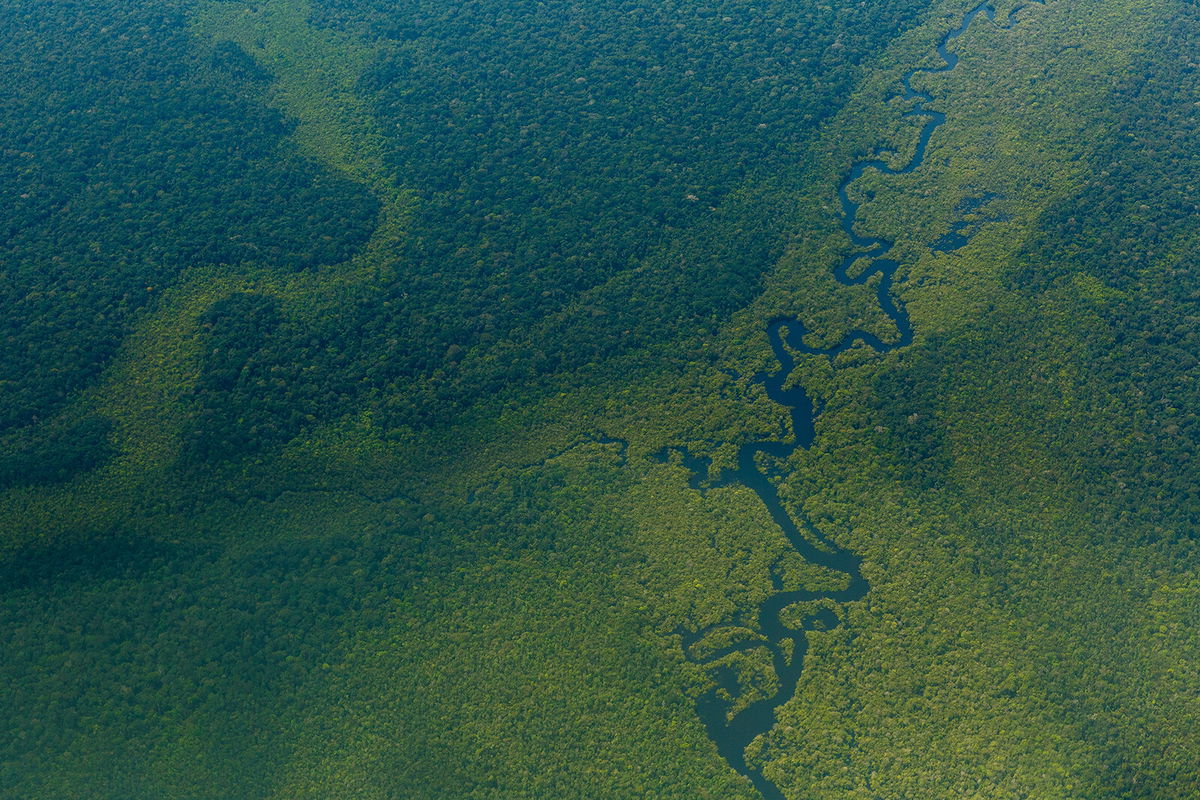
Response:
[1, 0, 1198, 797]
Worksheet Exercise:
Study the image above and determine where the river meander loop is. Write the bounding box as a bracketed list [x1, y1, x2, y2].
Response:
[666, 2, 1048, 797]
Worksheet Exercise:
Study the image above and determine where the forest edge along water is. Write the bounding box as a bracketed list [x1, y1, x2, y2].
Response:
[655, 2, 1050, 797]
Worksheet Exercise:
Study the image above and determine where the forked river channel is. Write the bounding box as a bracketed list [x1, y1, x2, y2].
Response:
[661, 2, 1050, 796]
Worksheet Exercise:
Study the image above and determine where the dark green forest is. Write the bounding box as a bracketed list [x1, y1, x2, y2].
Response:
[1, 0, 1198, 797]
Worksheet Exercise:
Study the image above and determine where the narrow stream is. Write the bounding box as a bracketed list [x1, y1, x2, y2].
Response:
[665, 3, 1046, 797]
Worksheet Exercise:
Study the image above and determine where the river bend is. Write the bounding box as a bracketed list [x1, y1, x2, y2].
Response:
[665, 3, 1048, 797]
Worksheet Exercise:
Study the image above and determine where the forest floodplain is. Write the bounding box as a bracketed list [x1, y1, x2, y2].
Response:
[1, 0, 1198, 797]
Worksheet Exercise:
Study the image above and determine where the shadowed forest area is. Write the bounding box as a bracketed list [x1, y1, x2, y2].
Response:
[1, 0, 1198, 797]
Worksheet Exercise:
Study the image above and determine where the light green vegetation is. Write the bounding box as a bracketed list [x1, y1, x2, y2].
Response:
[193, 0, 388, 191]
[1, 0, 1198, 797]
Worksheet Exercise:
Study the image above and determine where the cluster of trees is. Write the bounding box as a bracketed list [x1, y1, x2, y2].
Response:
[812, 9, 1200, 796]
[6, 0, 1200, 798]
[0, 416, 113, 493]
[0, 0, 376, 472]
[1007, 2, 1200, 536]
[184, 0, 936, 457]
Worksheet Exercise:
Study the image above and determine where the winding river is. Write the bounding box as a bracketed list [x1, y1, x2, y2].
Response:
[664, 2, 1047, 797]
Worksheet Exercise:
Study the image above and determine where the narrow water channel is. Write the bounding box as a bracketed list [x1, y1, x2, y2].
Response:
[667, 3, 1048, 796]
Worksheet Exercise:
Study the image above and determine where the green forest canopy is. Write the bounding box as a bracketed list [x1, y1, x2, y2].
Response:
[0, 0, 1198, 797]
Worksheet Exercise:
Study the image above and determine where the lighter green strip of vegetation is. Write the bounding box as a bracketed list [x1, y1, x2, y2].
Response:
[193, 0, 391, 194]
[190, 0, 415, 273]
[0, 1, 416, 548]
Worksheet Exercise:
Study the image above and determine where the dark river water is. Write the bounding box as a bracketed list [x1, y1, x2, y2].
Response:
[662, 2, 1048, 796]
